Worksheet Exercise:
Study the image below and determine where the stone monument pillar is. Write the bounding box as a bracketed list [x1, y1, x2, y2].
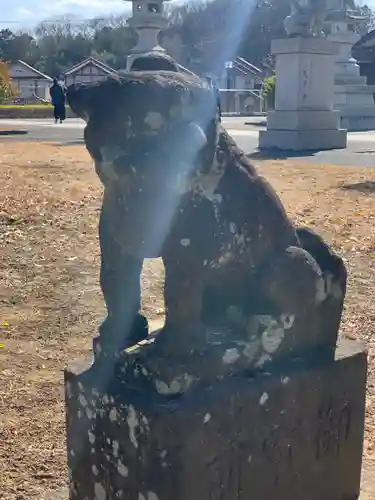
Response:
[125, 0, 171, 70]
[325, 1, 375, 131]
[259, 37, 347, 151]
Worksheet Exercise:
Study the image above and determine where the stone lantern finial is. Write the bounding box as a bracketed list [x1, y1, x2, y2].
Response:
[125, 0, 171, 70]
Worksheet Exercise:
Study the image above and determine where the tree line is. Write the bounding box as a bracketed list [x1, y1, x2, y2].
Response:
[0, 0, 373, 79]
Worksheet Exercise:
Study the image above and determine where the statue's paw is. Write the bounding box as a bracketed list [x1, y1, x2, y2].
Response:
[125, 313, 149, 349]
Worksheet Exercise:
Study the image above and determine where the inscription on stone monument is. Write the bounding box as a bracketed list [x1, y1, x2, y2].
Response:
[315, 400, 351, 459]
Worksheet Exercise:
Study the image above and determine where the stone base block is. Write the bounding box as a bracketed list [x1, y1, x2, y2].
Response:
[335, 86, 375, 110]
[272, 36, 339, 56]
[341, 115, 375, 132]
[259, 128, 347, 151]
[65, 339, 366, 500]
[267, 110, 341, 131]
[337, 107, 375, 132]
[335, 75, 368, 86]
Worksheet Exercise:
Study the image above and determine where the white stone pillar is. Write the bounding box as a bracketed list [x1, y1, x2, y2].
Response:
[259, 37, 347, 151]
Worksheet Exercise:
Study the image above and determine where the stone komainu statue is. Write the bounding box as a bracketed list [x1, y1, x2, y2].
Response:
[284, 0, 327, 38]
[67, 69, 346, 381]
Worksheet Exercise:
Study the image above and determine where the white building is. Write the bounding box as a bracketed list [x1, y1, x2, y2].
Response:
[9, 60, 52, 102]
[216, 57, 264, 114]
[63, 57, 118, 86]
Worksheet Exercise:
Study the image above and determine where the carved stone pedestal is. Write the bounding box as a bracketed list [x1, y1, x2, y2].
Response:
[259, 37, 347, 151]
[65, 337, 366, 500]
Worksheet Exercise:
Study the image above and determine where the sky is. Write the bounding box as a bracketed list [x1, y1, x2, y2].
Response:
[0, 0, 192, 30]
[1, 0, 374, 31]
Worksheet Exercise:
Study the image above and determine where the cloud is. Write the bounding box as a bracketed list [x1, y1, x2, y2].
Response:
[0, 0, 193, 29]
[1, 0, 128, 29]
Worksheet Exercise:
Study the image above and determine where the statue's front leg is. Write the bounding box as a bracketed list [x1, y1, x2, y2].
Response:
[98, 207, 148, 355]
[162, 254, 205, 355]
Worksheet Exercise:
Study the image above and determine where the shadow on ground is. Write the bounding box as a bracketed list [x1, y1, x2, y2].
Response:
[60, 142, 319, 160]
[245, 120, 267, 128]
[342, 181, 375, 193]
[247, 149, 319, 160]
[19, 162, 62, 170]
[55, 140, 85, 147]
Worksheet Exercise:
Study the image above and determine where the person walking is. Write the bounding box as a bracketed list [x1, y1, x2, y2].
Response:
[49, 78, 66, 124]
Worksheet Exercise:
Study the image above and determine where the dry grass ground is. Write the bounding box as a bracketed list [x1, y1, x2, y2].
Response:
[1, 142, 375, 499]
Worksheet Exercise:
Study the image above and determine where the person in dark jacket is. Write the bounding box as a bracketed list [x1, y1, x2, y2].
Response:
[49, 78, 66, 124]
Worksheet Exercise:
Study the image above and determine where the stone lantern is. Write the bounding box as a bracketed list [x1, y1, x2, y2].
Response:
[125, 0, 171, 69]
[325, 0, 375, 130]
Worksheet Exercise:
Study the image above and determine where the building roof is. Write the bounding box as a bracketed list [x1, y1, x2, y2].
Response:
[232, 62, 247, 76]
[325, 9, 368, 22]
[63, 57, 117, 76]
[176, 63, 195, 76]
[235, 57, 262, 75]
[12, 60, 53, 81]
[227, 57, 262, 77]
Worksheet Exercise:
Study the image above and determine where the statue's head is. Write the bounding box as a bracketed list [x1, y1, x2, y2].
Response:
[67, 70, 219, 258]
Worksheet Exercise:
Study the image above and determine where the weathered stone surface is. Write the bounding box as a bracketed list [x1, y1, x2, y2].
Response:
[65, 338, 366, 500]
[67, 70, 347, 369]
[64, 68, 365, 500]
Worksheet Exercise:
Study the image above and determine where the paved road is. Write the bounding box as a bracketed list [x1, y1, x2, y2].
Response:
[2, 117, 375, 166]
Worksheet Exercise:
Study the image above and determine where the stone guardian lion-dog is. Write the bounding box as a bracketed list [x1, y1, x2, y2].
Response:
[67, 70, 346, 385]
